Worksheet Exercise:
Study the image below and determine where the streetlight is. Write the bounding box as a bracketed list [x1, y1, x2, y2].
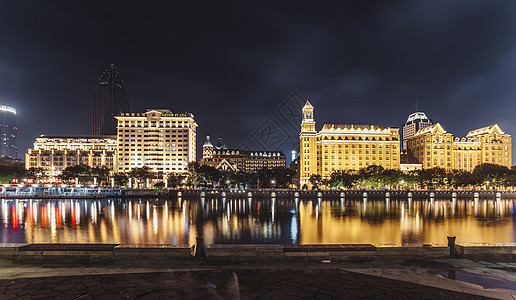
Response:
[271, 179, 276, 189]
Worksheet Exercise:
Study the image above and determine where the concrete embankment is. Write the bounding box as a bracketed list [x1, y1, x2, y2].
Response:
[2, 188, 516, 199]
[179, 189, 516, 200]
[1, 243, 515, 263]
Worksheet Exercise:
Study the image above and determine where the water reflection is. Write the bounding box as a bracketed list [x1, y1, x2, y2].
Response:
[0, 197, 514, 245]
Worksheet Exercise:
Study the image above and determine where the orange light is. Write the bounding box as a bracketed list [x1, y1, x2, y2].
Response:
[11, 178, 19, 184]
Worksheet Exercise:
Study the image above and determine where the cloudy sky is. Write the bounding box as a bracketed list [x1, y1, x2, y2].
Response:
[1, 1, 515, 162]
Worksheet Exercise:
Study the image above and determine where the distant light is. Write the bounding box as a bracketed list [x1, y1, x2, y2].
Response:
[0, 105, 16, 115]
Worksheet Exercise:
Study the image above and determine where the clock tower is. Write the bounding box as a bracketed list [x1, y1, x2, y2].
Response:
[299, 101, 317, 187]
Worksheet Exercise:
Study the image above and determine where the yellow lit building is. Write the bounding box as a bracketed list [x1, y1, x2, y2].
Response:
[115, 109, 197, 175]
[299, 101, 400, 187]
[406, 123, 511, 171]
[25, 135, 117, 177]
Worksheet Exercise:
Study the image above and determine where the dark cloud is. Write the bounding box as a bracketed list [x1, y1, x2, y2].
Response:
[0, 0, 515, 162]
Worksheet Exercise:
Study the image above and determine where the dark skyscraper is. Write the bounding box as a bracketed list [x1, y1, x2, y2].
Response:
[0, 105, 17, 158]
[92, 64, 129, 135]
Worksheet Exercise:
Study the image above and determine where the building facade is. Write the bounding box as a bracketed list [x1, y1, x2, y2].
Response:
[201, 136, 286, 172]
[300, 101, 400, 186]
[115, 109, 197, 175]
[406, 123, 511, 171]
[25, 136, 117, 177]
[92, 64, 129, 135]
[402, 111, 432, 149]
[0, 105, 17, 158]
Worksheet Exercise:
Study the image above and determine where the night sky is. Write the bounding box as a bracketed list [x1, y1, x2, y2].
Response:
[1, 1, 515, 163]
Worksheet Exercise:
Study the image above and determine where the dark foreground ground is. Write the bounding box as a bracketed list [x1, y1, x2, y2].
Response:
[0, 268, 499, 300]
[1, 257, 515, 299]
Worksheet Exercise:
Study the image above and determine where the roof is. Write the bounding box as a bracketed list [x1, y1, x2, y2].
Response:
[303, 101, 314, 109]
[146, 109, 173, 114]
[320, 124, 395, 134]
[38, 135, 116, 140]
[413, 123, 446, 136]
[466, 124, 504, 137]
[322, 124, 387, 131]
[405, 111, 432, 124]
[203, 136, 213, 147]
[212, 148, 286, 157]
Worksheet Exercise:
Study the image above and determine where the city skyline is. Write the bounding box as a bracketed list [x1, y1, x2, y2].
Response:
[1, 1, 516, 162]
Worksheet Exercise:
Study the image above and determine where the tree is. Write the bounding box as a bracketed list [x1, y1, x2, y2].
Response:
[167, 173, 186, 187]
[309, 174, 322, 189]
[328, 170, 357, 189]
[91, 166, 110, 185]
[61, 164, 92, 183]
[0, 164, 25, 183]
[24, 167, 45, 182]
[128, 166, 154, 188]
[198, 165, 222, 186]
[472, 163, 510, 188]
[113, 173, 128, 187]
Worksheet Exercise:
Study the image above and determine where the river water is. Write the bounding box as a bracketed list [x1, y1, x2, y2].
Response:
[1, 197, 515, 245]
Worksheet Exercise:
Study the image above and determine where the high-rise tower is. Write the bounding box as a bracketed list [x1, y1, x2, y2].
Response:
[402, 111, 432, 149]
[92, 64, 129, 135]
[0, 105, 17, 158]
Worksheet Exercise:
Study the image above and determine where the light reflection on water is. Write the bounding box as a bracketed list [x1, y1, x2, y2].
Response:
[0, 197, 514, 245]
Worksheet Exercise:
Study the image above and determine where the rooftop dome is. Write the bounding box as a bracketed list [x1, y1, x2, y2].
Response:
[215, 136, 226, 150]
[203, 135, 213, 147]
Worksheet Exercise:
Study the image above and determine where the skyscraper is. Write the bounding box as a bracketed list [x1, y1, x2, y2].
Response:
[402, 111, 432, 149]
[0, 105, 17, 158]
[92, 64, 129, 135]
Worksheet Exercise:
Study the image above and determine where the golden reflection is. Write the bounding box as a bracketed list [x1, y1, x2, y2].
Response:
[0, 198, 513, 245]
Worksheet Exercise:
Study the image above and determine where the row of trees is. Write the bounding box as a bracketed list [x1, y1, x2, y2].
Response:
[181, 162, 296, 188]
[6, 162, 515, 190]
[309, 163, 516, 190]
[5, 162, 296, 188]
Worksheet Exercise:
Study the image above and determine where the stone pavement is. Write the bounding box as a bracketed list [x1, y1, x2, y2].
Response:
[0, 258, 515, 299]
[0, 269, 496, 299]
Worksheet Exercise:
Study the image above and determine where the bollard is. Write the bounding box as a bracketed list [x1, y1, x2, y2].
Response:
[447, 236, 459, 258]
[193, 236, 206, 260]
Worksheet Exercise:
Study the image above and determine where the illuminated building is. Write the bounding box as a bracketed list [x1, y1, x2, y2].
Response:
[92, 64, 129, 135]
[116, 109, 197, 175]
[0, 105, 17, 158]
[299, 101, 400, 187]
[201, 136, 286, 172]
[402, 111, 432, 149]
[25, 136, 117, 176]
[202, 135, 214, 159]
[406, 123, 511, 171]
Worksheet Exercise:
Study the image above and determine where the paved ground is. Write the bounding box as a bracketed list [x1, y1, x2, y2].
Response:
[0, 269, 497, 299]
[0, 259, 515, 299]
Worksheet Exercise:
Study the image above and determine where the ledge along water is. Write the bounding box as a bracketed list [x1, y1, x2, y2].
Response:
[1, 185, 516, 199]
